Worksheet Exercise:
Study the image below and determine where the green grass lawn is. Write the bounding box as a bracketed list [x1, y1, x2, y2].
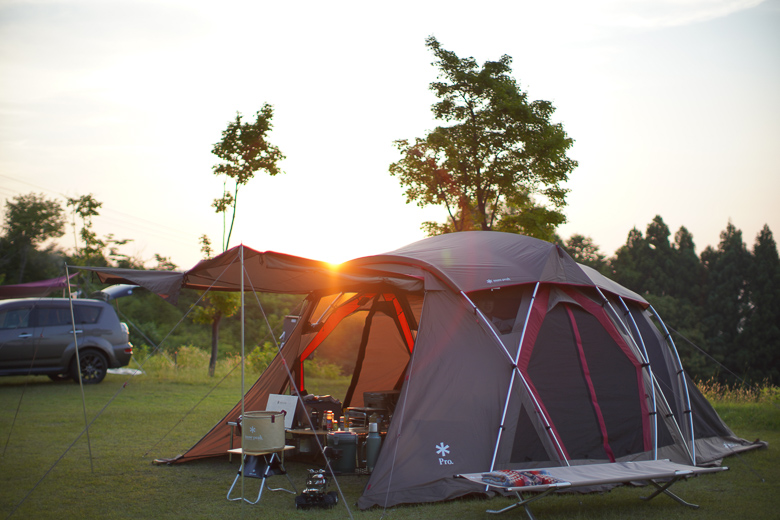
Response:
[1, 370, 778, 520]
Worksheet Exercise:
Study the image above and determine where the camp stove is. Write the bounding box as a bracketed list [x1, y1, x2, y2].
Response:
[294, 469, 339, 510]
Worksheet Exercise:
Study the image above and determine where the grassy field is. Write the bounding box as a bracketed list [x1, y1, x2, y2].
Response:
[1, 360, 778, 520]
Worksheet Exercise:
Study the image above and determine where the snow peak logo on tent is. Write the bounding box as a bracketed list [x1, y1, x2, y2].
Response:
[487, 277, 511, 284]
[436, 442, 453, 465]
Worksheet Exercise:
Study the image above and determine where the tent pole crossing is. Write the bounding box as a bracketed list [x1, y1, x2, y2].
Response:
[463, 287, 570, 468]
[649, 305, 696, 466]
[461, 290, 514, 362]
[489, 283, 539, 472]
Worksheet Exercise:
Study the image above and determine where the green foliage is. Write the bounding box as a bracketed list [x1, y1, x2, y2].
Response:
[66, 194, 136, 268]
[4, 192, 65, 246]
[303, 357, 344, 380]
[211, 104, 285, 251]
[607, 217, 779, 385]
[738, 225, 780, 384]
[700, 222, 753, 382]
[558, 233, 608, 274]
[246, 341, 278, 373]
[190, 292, 241, 326]
[390, 36, 576, 238]
[1, 192, 66, 282]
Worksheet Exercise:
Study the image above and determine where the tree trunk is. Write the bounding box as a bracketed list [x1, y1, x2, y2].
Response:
[17, 243, 30, 283]
[209, 312, 222, 377]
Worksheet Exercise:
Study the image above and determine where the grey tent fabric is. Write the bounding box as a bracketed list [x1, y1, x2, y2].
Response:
[349, 231, 595, 293]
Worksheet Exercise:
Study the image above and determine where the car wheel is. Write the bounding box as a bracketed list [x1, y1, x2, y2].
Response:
[48, 373, 72, 382]
[70, 350, 108, 384]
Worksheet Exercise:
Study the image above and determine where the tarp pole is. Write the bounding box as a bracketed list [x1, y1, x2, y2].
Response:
[65, 264, 94, 472]
[239, 245, 246, 501]
[649, 304, 696, 466]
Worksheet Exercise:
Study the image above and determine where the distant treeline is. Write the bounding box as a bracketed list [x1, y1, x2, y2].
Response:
[558, 216, 780, 386]
[2, 195, 777, 385]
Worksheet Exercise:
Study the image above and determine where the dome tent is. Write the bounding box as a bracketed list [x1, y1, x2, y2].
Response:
[87, 232, 764, 509]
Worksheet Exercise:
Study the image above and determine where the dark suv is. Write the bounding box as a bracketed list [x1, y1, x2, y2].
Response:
[0, 298, 133, 384]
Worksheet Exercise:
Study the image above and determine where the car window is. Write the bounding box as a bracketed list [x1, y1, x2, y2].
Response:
[74, 305, 102, 324]
[35, 307, 76, 327]
[0, 307, 32, 329]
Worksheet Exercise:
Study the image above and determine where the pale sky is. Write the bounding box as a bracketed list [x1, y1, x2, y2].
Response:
[1, 0, 778, 268]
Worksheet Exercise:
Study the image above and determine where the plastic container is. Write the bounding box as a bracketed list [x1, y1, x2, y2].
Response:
[241, 411, 285, 453]
[327, 431, 357, 473]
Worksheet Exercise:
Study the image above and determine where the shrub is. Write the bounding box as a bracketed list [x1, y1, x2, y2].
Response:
[246, 342, 279, 373]
[697, 378, 780, 404]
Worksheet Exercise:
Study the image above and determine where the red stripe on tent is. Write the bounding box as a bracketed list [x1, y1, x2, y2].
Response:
[565, 290, 652, 452]
[385, 293, 415, 352]
[566, 305, 616, 463]
[514, 287, 571, 462]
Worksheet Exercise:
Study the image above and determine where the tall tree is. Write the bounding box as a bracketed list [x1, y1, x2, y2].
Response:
[700, 222, 752, 382]
[670, 226, 704, 304]
[211, 104, 285, 251]
[389, 36, 577, 238]
[2, 193, 66, 282]
[740, 225, 780, 384]
[609, 227, 646, 291]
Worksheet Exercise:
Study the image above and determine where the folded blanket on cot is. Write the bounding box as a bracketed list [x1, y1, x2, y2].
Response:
[481, 469, 562, 487]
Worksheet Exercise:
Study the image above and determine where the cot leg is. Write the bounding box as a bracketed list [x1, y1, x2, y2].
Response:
[487, 488, 556, 517]
[641, 477, 699, 509]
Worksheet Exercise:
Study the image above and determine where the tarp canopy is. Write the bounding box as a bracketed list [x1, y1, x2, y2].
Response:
[77, 247, 424, 305]
[74, 234, 645, 306]
[0, 273, 79, 300]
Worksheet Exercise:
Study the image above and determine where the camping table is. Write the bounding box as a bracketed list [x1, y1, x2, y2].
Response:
[226, 446, 297, 504]
[457, 459, 728, 519]
[286, 429, 330, 461]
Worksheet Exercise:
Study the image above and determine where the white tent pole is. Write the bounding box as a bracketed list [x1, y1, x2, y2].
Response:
[594, 288, 660, 460]
[616, 296, 659, 460]
[489, 282, 537, 471]
[649, 304, 696, 466]
[463, 286, 569, 468]
[65, 264, 94, 472]
[650, 374, 695, 462]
